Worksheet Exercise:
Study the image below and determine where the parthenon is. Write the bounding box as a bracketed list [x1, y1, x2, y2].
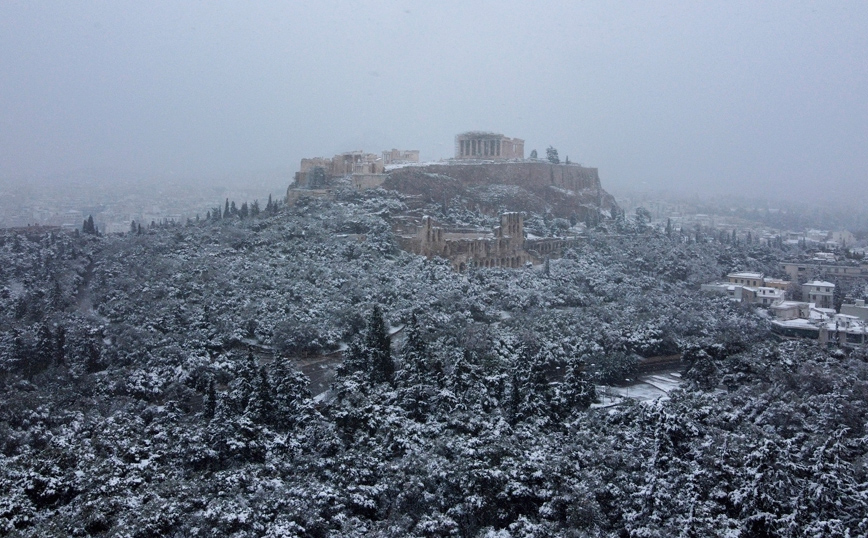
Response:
[455, 132, 524, 160]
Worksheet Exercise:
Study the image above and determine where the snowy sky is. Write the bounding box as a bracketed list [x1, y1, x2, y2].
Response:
[1, 1, 867, 200]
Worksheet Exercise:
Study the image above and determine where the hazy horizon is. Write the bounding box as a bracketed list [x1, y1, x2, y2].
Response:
[2, 1, 867, 202]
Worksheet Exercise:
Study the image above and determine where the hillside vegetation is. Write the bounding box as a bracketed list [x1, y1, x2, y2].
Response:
[1, 194, 867, 537]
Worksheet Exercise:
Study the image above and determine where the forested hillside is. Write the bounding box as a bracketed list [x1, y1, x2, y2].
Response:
[1, 193, 867, 537]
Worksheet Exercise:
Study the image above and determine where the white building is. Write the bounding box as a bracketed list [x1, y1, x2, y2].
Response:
[802, 280, 835, 309]
[841, 299, 868, 322]
[702, 272, 790, 306]
[755, 286, 786, 306]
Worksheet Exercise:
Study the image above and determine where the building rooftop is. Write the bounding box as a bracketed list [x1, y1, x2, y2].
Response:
[728, 272, 763, 279]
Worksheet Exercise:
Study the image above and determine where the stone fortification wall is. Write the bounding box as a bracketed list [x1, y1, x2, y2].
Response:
[390, 161, 600, 191]
[383, 161, 619, 221]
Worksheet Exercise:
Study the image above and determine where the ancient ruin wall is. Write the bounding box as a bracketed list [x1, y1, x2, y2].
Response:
[383, 161, 620, 220]
[391, 161, 600, 191]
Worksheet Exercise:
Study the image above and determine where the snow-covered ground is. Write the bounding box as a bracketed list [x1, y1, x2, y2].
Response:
[593, 371, 682, 408]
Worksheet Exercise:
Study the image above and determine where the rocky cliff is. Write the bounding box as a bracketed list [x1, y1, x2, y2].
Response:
[383, 161, 620, 222]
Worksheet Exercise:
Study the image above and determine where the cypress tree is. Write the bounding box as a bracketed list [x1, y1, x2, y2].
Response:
[84, 337, 102, 373]
[204, 378, 217, 420]
[366, 306, 393, 383]
[248, 366, 274, 424]
[400, 313, 428, 382]
[271, 358, 311, 430]
[53, 325, 66, 366]
[50, 280, 65, 310]
[82, 216, 97, 235]
[31, 324, 54, 377]
[231, 352, 258, 414]
[506, 370, 522, 425]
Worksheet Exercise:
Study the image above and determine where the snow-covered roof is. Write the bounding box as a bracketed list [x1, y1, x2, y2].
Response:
[804, 280, 835, 287]
[728, 272, 763, 279]
[770, 301, 810, 309]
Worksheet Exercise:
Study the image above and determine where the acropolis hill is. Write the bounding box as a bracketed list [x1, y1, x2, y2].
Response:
[286, 132, 621, 269]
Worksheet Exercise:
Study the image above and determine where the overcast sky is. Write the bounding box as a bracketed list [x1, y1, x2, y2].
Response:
[1, 1, 866, 200]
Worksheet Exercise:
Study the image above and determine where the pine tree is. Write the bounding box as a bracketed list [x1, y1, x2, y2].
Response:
[558, 361, 596, 414]
[266, 194, 273, 213]
[546, 146, 560, 164]
[224, 198, 230, 218]
[338, 335, 369, 377]
[530, 149, 538, 159]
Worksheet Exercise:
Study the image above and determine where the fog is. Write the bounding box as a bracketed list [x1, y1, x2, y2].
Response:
[1, 1, 866, 201]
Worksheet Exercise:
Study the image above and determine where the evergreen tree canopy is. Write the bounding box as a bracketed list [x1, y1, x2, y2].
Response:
[546, 146, 560, 164]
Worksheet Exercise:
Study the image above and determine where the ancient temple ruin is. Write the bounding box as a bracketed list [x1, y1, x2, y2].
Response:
[454, 132, 524, 160]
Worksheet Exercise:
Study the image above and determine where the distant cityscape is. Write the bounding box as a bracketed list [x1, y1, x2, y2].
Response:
[0, 170, 289, 234]
[3, 161, 867, 260]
